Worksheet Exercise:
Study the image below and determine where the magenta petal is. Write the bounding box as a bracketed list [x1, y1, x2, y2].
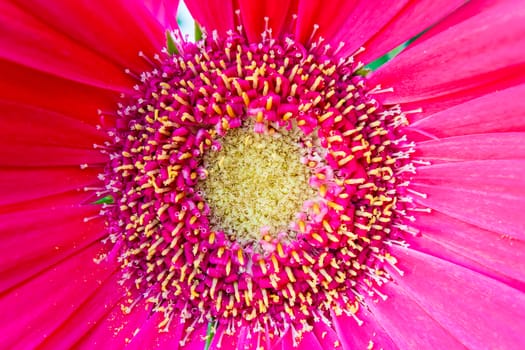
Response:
[354, 0, 465, 64]
[0, 2, 135, 91]
[323, 0, 408, 58]
[370, 0, 525, 104]
[0, 242, 115, 349]
[366, 283, 465, 348]
[185, 0, 235, 34]
[387, 246, 525, 349]
[310, 320, 340, 349]
[0, 60, 118, 125]
[415, 133, 525, 163]
[295, 0, 363, 45]
[0, 191, 105, 292]
[411, 160, 525, 240]
[297, 329, 323, 349]
[178, 322, 207, 350]
[207, 323, 242, 350]
[125, 312, 185, 350]
[37, 273, 123, 349]
[238, 0, 297, 42]
[408, 211, 525, 291]
[143, 0, 180, 29]
[11, 0, 164, 74]
[409, 84, 525, 132]
[0, 167, 101, 206]
[0, 101, 106, 167]
[332, 309, 397, 350]
[74, 298, 152, 349]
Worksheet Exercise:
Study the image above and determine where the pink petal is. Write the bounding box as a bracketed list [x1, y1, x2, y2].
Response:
[0, 242, 115, 349]
[410, 160, 525, 240]
[352, 0, 465, 64]
[387, 246, 525, 349]
[297, 329, 323, 349]
[320, 0, 408, 57]
[178, 323, 207, 350]
[0, 102, 107, 166]
[409, 211, 525, 291]
[238, 0, 298, 42]
[125, 312, 185, 350]
[0, 101, 105, 144]
[310, 320, 339, 349]
[0, 60, 118, 125]
[409, 84, 525, 133]
[0, 167, 100, 206]
[207, 323, 241, 350]
[37, 273, 123, 349]
[366, 282, 465, 348]
[415, 133, 525, 163]
[185, 0, 235, 34]
[294, 0, 361, 44]
[277, 331, 294, 349]
[369, 0, 525, 104]
[11, 0, 164, 74]
[0, 191, 105, 292]
[143, 0, 180, 29]
[1, 145, 106, 168]
[0, 2, 134, 91]
[332, 309, 397, 350]
[74, 298, 154, 349]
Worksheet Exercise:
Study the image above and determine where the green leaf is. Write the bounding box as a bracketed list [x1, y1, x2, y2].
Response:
[195, 22, 203, 42]
[354, 67, 372, 77]
[166, 30, 178, 55]
[91, 195, 114, 205]
[204, 319, 217, 350]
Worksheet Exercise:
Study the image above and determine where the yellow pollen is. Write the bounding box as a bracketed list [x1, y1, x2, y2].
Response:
[199, 125, 315, 242]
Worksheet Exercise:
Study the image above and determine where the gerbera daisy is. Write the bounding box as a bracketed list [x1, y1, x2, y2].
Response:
[1, 0, 524, 349]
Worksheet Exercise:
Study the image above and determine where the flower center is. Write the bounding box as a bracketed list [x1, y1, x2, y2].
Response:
[199, 123, 315, 244]
[100, 29, 415, 345]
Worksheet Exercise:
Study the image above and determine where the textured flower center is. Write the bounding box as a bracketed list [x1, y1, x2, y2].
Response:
[101, 30, 414, 345]
[199, 124, 315, 243]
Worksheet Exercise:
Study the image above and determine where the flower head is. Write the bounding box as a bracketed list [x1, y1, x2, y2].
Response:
[1, 0, 525, 349]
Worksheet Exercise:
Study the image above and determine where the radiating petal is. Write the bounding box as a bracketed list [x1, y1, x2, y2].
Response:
[387, 246, 525, 349]
[332, 309, 398, 350]
[74, 298, 153, 349]
[0, 2, 135, 91]
[126, 311, 186, 350]
[370, 0, 525, 105]
[0, 101, 107, 166]
[352, 0, 465, 64]
[179, 323, 208, 349]
[0, 242, 115, 349]
[11, 0, 164, 74]
[207, 323, 241, 350]
[144, 0, 180, 29]
[415, 133, 525, 163]
[294, 0, 359, 44]
[409, 211, 525, 291]
[310, 320, 339, 349]
[409, 84, 525, 132]
[238, 0, 298, 42]
[366, 283, 466, 349]
[410, 160, 525, 240]
[0, 60, 118, 125]
[37, 273, 123, 349]
[0, 167, 100, 206]
[0, 191, 105, 292]
[185, 0, 235, 34]
[327, 0, 463, 62]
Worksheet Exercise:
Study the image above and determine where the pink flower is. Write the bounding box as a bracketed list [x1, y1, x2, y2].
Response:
[1, 0, 525, 349]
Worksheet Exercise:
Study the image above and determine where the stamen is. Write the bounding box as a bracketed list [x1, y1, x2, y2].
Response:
[98, 27, 422, 344]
